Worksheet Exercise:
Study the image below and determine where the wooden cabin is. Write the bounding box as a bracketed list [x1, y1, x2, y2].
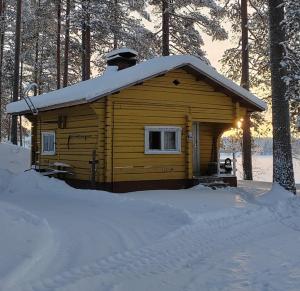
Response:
[7, 48, 266, 192]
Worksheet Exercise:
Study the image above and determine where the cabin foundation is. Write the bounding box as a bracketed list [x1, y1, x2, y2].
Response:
[64, 176, 237, 193]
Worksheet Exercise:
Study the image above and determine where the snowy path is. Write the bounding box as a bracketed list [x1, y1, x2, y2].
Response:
[0, 171, 192, 290]
[0, 200, 54, 290]
[1, 143, 300, 291]
[9, 193, 300, 291]
[2, 175, 300, 291]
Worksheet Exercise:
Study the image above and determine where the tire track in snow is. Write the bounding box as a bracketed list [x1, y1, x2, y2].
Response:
[0, 202, 57, 291]
[267, 197, 300, 232]
[17, 205, 281, 291]
[234, 186, 300, 232]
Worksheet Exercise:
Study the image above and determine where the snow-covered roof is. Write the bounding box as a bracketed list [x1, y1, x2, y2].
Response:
[6, 55, 267, 114]
[105, 47, 138, 59]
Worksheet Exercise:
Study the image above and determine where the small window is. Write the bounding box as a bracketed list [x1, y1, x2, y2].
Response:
[145, 126, 181, 154]
[164, 131, 176, 150]
[41, 132, 56, 155]
[149, 131, 161, 150]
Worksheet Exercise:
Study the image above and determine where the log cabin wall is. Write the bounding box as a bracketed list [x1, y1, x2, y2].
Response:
[94, 68, 248, 184]
[33, 101, 105, 182]
[30, 68, 248, 187]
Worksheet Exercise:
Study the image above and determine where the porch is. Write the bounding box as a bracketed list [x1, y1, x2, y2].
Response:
[191, 121, 237, 188]
[193, 175, 237, 188]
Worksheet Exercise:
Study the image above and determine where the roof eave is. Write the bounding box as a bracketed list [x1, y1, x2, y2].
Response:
[7, 61, 266, 115]
[8, 98, 88, 115]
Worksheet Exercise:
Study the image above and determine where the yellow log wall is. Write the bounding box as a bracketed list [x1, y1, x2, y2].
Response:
[96, 69, 245, 182]
[33, 68, 249, 184]
[35, 102, 105, 182]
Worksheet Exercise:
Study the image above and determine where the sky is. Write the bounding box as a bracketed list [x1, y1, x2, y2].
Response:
[202, 35, 233, 70]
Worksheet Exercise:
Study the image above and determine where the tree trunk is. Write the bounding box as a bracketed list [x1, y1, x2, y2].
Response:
[19, 116, 22, 145]
[242, 112, 252, 179]
[34, 39, 39, 96]
[268, 0, 296, 194]
[113, 0, 118, 49]
[241, 0, 253, 180]
[38, 43, 44, 95]
[11, 0, 22, 145]
[0, 0, 5, 142]
[63, 0, 70, 87]
[56, 0, 61, 89]
[81, 18, 86, 80]
[19, 52, 23, 146]
[81, 0, 90, 81]
[85, 5, 90, 80]
[7, 111, 10, 140]
[33, 0, 40, 96]
[162, 0, 170, 56]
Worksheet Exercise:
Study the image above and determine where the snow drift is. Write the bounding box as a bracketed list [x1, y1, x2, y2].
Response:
[0, 142, 300, 291]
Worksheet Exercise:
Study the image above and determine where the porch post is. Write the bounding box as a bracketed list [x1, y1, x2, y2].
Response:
[185, 113, 193, 179]
[211, 132, 218, 163]
[211, 127, 223, 175]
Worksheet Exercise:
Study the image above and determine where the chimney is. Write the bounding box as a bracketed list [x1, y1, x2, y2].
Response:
[105, 48, 138, 71]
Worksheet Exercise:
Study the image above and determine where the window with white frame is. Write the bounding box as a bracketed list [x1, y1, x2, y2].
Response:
[41, 132, 56, 155]
[145, 126, 181, 154]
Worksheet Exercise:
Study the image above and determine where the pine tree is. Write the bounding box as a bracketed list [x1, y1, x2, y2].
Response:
[241, 0, 253, 180]
[221, 0, 268, 134]
[282, 0, 300, 103]
[162, 0, 169, 56]
[11, 0, 22, 145]
[150, 0, 227, 56]
[268, 0, 296, 194]
[102, 0, 156, 58]
[81, 0, 90, 80]
[0, 0, 15, 140]
[222, 0, 299, 133]
[63, 0, 71, 87]
[221, 0, 269, 88]
[0, 0, 5, 141]
[33, 0, 40, 96]
[56, 0, 61, 89]
[70, 0, 157, 74]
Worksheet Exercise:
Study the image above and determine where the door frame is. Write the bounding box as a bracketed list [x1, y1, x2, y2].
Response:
[192, 122, 201, 177]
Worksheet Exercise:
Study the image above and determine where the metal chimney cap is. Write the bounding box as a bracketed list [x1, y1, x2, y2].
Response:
[106, 48, 138, 60]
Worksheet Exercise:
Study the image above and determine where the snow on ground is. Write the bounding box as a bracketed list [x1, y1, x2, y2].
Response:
[0, 142, 300, 291]
[236, 155, 300, 183]
[221, 152, 300, 184]
[0, 142, 30, 173]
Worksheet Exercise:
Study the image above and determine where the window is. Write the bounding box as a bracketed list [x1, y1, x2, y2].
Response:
[145, 126, 181, 154]
[41, 132, 56, 155]
[149, 131, 161, 150]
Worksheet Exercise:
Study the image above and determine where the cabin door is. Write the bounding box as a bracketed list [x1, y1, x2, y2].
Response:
[192, 122, 201, 177]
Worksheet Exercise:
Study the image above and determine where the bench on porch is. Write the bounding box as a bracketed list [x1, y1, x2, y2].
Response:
[34, 162, 74, 178]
